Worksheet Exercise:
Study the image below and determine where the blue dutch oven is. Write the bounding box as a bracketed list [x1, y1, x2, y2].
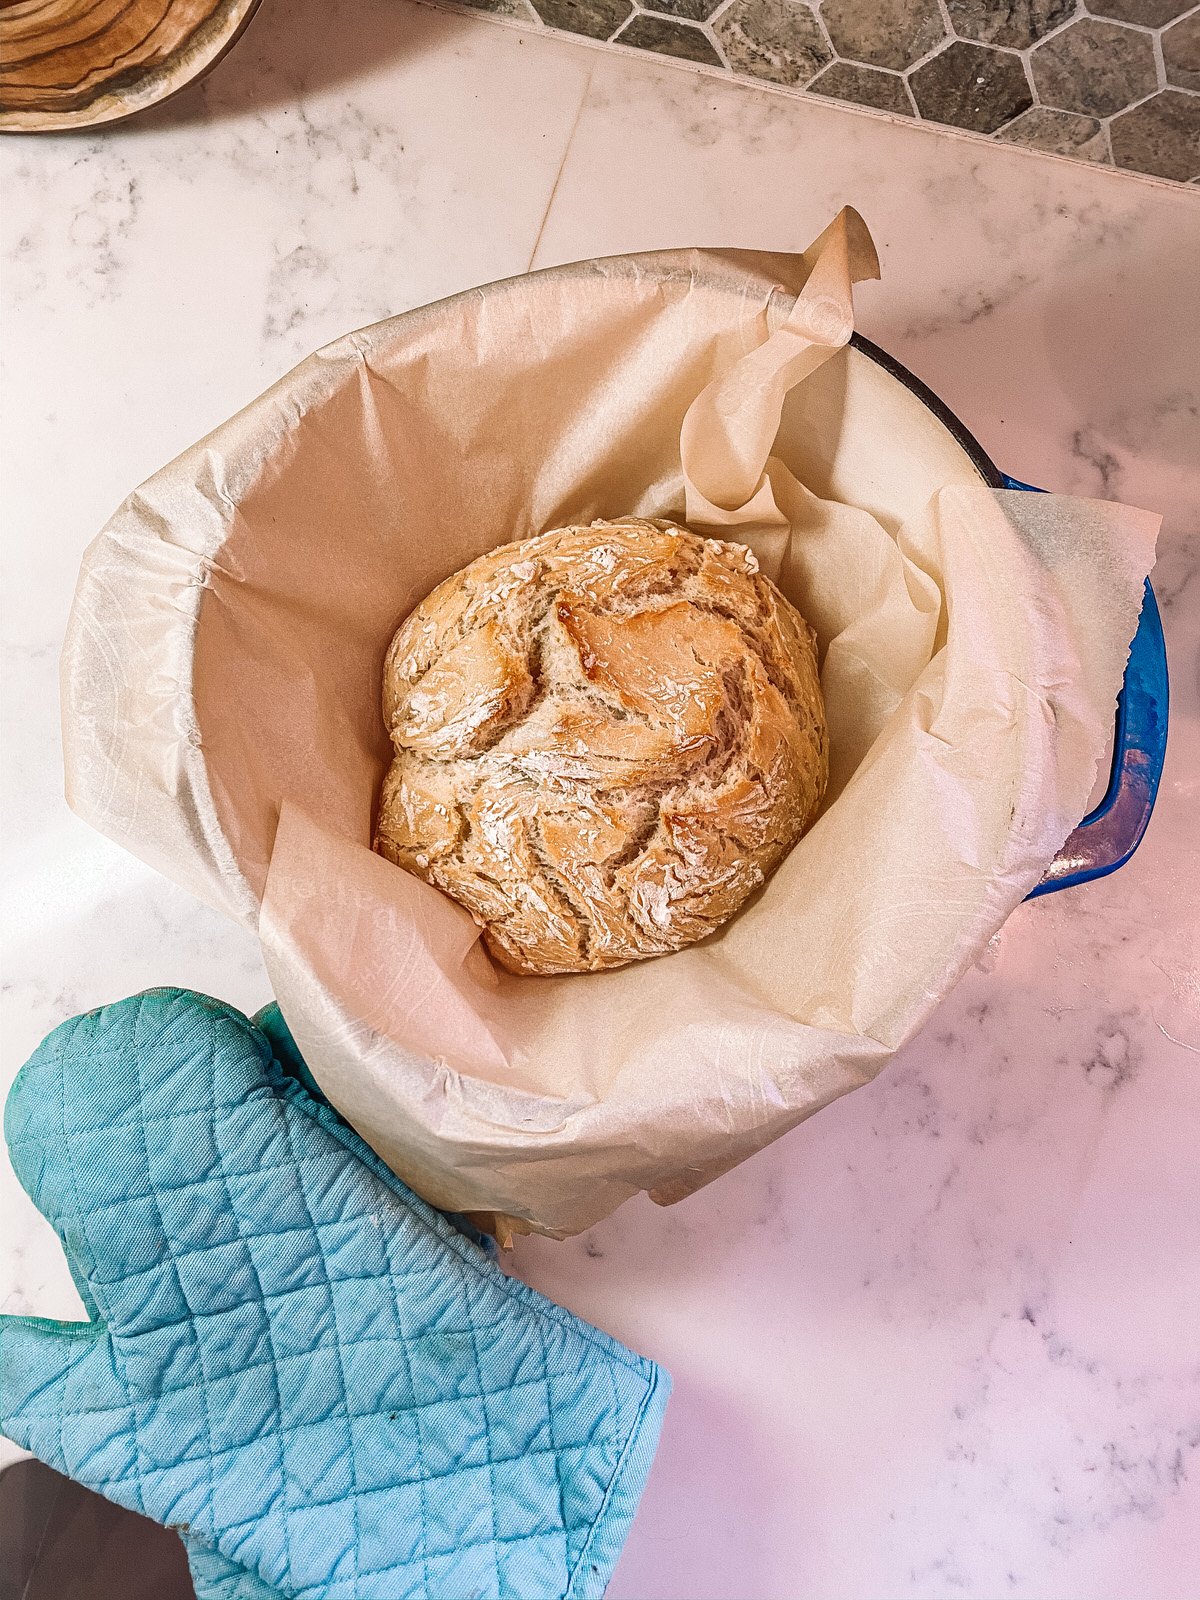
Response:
[851, 334, 1168, 897]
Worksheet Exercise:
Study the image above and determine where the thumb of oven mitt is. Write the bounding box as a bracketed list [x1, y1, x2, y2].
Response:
[0, 989, 669, 1600]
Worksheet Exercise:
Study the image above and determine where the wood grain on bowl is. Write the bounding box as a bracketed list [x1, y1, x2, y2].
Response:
[0, 0, 262, 132]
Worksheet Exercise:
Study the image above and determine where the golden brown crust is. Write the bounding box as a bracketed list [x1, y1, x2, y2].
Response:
[374, 518, 827, 975]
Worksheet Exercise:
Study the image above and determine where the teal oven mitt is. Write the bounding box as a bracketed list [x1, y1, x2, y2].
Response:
[0, 990, 669, 1599]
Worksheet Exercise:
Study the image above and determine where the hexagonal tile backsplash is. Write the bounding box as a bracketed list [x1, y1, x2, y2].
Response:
[438, 0, 1200, 184]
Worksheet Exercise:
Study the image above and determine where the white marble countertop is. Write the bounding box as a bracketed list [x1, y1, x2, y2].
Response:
[2, 4, 1198, 1595]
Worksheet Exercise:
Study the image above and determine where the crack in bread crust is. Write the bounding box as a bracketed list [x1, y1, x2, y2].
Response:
[374, 518, 827, 976]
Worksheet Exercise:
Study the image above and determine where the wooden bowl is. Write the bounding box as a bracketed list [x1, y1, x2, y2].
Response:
[0, 0, 263, 132]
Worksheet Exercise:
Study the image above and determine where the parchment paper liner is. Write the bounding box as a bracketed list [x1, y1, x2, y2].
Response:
[63, 213, 1158, 1237]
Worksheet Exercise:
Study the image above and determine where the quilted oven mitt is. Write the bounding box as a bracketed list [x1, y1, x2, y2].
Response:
[0, 990, 669, 1600]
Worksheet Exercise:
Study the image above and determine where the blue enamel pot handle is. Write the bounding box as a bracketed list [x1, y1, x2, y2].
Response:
[998, 475, 1169, 897]
[846, 336, 1169, 898]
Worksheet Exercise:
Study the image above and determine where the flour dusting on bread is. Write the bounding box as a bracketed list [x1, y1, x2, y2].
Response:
[374, 518, 827, 976]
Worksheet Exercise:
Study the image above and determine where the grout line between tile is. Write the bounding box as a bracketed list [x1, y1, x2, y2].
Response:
[1099, 114, 1115, 166]
[702, 21, 732, 70]
[810, 0, 837, 60]
[526, 61, 596, 272]
[1017, 42, 1036, 105]
[1150, 23, 1167, 91]
[901, 30, 954, 80]
[1046, 0, 1084, 35]
[624, 3, 732, 67]
[1021, 2, 1085, 69]
[1092, 15, 1161, 37]
[1110, 79, 1177, 123]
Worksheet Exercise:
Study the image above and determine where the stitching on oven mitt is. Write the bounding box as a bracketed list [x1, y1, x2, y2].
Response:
[183, 1536, 287, 1600]
[0, 988, 669, 1600]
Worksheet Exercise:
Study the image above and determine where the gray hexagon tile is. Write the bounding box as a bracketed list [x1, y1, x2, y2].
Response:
[1000, 105, 1107, 159]
[1162, 12, 1200, 92]
[1088, 0, 1193, 25]
[911, 40, 1033, 133]
[715, 0, 832, 87]
[808, 59, 914, 114]
[820, 0, 945, 72]
[428, 0, 1200, 186]
[1030, 18, 1158, 117]
[530, 0, 631, 39]
[641, 0, 725, 18]
[616, 11, 724, 63]
[946, 0, 1075, 51]
[1111, 89, 1200, 181]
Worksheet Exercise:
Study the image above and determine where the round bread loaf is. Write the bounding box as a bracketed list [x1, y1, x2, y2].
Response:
[374, 518, 827, 975]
